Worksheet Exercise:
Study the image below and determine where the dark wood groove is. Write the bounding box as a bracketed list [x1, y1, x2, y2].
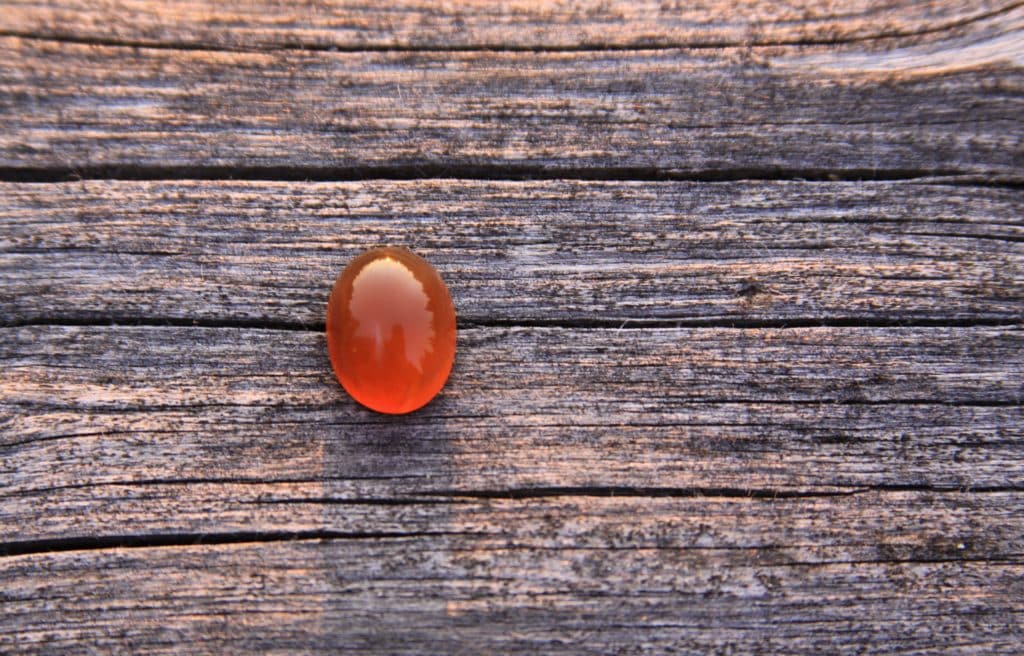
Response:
[3, 315, 1022, 332]
[0, 531, 474, 559]
[0, 165, 1004, 185]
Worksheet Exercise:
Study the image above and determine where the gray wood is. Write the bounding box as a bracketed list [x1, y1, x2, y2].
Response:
[0, 0, 1018, 50]
[1, 28, 1022, 177]
[2, 180, 1022, 326]
[2, 322, 1022, 544]
[1, 1, 1023, 653]
[2, 520, 1023, 654]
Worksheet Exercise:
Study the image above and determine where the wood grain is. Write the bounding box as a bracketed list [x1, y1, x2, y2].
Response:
[2, 0, 1019, 50]
[1, 30, 1022, 177]
[3, 320, 1023, 647]
[1, 0, 1023, 653]
[2, 180, 1021, 327]
[2, 322, 1022, 543]
[2, 522, 1023, 654]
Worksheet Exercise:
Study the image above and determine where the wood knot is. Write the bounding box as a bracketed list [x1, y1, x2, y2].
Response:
[738, 280, 775, 306]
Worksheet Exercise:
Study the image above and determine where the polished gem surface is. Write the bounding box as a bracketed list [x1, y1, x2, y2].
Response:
[326, 247, 456, 414]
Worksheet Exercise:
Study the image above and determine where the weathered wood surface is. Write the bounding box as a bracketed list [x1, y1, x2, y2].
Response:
[3, 322, 1023, 542]
[2, 180, 1021, 326]
[1, 0, 1023, 653]
[5, 537, 1022, 654]
[1, 25, 1023, 178]
[3, 531, 1023, 653]
[2, 0, 1020, 50]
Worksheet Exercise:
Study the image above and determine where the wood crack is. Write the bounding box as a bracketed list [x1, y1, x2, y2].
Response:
[2, 484, 1021, 559]
[0, 530, 477, 559]
[5, 480, 1022, 503]
[1, 165, 1018, 186]
[4, 316, 1022, 332]
[421, 484, 1024, 501]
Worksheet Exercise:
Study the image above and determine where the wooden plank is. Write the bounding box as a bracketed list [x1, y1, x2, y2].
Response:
[2, 323, 1021, 542]
[1, 0, 1018, 50]
[1, 1, 1022, 651]
[2, 526, 1022, 653]
[1, 33, 1022, 176]
[2, 180, 1022, 326]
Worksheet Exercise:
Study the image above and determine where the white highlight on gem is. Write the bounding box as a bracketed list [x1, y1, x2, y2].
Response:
[349, 256, 435, 371]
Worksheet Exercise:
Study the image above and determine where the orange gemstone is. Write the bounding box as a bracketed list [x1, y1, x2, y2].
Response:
[326, 247, 456, 414]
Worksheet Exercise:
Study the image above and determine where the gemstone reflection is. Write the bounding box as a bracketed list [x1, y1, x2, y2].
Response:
[326, 247, 456, 414]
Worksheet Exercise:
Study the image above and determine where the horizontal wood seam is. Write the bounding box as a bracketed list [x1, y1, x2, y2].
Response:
[0, 530, 478, 559]
[1, 166, 1022, 187]
[3, 528, 1022, 561]
[1, 2, 1020, 54]
[418, 485, 1024, 500]
[4, 316, 1021, 332]
[4, 479, 1022, 503]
